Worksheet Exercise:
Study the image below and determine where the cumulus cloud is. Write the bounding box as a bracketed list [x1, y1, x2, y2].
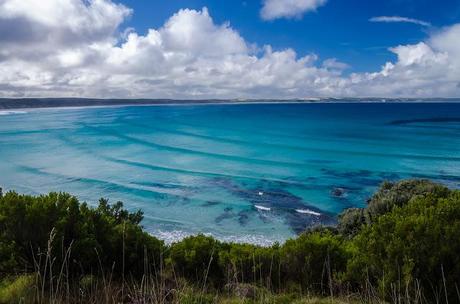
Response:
[322, 58, 349, 71]
[369, 16, 431, 27]
[348, 25, 460, 97]
[0, 1, 344, 98]
[0, 0, 459, 98]
[261, 0, 327, 20]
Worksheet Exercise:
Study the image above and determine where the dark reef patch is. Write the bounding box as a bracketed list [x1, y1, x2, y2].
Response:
[388, 117, 460, 125]
[131, 181, 192, 190]
[215, 207, 235, 224]
[237, 210, 250, 226]
[321, 168, 382, 187]
[212, 176, 309, 210]
[201, 200, 220, 207]
[321, 168, 373, 178]
[210, 176, 334, 232]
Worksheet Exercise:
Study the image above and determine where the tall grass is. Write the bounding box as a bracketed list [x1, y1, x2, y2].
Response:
[2, 230, 450, 304]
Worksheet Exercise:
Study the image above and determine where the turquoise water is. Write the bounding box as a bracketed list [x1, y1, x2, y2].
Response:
[0, 102, 459, 244]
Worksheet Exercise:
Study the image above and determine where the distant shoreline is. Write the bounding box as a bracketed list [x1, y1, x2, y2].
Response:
[1, 97, 460, 110]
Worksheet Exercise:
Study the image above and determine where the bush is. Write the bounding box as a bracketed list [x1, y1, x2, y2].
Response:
[346, 190, 460, 302]
[280, 229, 348, 294]
[169, 234, 223, 287]
[365, 179, 449, 222]
[0, 192, 164, 277]
[337, 179, 450, 237]
[337, 208, 365, 237]
[219, 243, 281, 289]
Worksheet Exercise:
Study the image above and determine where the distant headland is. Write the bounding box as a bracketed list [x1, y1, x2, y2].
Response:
[1, 97, 460, 110]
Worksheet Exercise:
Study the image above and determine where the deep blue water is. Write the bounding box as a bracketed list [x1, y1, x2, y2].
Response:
[0, 102, 459, 244]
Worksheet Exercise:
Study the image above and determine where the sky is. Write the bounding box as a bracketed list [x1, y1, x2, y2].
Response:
[0, 0, 459, 99]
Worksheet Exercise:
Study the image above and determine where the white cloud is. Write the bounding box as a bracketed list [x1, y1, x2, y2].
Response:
[322, 58, 349, 71]
[0, 0, 131, 44]
[0, 0, 459, 99]
[369, 16, 431, 27]
[261, 0, 327, 20]
[348, 34, 458, 97]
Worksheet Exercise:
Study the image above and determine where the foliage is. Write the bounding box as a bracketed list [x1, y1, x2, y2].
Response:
[337, 179, 450, 237]
[0, 275, 35, 304]
[346, 189, 460, 302]
[365, 179, 449, 223]
[0, 179, 458, 303]
[280, 229, 348, 294]
[219, 242, 281, 290]
[169, 234, 223, 287]
[337, 208, 365, 237]
[0, 192, 164, 277]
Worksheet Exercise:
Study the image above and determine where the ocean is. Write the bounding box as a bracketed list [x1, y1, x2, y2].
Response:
[0, 102, 459, 245]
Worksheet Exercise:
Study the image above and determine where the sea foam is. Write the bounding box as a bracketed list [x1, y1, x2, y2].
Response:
[0, 110, 27, 116]
[254, 205, 271, 211]
[296, 209, 321, 216]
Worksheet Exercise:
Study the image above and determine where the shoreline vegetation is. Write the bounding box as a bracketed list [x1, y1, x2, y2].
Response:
[0, 179, 459, 303]
[1, 98, 460, 110]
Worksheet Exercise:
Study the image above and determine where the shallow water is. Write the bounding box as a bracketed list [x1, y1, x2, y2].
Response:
[0, 102, 459, 245]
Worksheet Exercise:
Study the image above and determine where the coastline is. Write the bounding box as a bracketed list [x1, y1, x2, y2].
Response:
[1, 97, 460, 110]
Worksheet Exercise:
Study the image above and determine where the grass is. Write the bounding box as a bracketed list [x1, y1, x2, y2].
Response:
[0, 276, 364, 304]
[0, 275, 35, 304]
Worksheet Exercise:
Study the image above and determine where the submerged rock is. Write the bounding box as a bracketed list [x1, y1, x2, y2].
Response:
[331, 187, 346, 197]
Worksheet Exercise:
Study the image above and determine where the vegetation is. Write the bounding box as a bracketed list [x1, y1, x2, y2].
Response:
[0, 179, 458, 303]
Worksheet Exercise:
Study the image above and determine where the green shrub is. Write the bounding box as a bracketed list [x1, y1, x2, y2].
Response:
[337, 208, 365, 237]
[337, 179, 450, 237]
[0, 191, 164, 277]
[219, 243, 281, 289]
[346, 190, 460, 302]
[365, 179, 449, 222]
[169, 234, 223, 287]
[280, 229, 348, 294]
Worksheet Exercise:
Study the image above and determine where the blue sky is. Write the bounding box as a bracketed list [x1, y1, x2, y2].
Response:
[0, 0, 459, 98]
[123, 0, 460, 73]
